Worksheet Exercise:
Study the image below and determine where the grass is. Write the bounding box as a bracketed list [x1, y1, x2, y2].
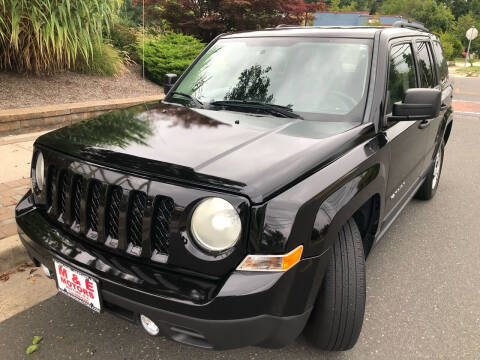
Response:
[456, 66, 480, 76]
[0, 0, 118, 74]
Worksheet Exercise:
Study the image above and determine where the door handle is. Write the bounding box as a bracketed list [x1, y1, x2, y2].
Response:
[419, 119, 431, 129]
[440, 103, 448, 111]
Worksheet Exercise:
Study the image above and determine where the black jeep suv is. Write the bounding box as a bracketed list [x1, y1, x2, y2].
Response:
[16, 23, 453, 351]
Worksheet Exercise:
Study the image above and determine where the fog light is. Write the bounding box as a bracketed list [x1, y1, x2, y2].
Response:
[41, 264, 51, 278]
[140, 314, 160, 336]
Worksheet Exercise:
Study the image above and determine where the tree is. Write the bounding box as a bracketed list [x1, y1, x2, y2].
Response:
[454, 12, 480, 56]
[440, 32, 464, 60]
[380, 0, 455, 33]
[134, 0, 326, 42]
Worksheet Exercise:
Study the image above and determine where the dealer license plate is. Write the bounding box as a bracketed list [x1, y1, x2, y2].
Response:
[54, 260, 101, 312]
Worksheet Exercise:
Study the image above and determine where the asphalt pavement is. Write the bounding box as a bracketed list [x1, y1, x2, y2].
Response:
[1, 77, 480, 359]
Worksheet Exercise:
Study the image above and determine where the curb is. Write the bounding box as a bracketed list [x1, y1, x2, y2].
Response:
[0, 235, 30, 273]
[0, 94, 164, 136]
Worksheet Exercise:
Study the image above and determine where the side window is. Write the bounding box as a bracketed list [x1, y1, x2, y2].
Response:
[386, 43, 417, 114]
[432, 41, 449, 86]
[416, 41, 436, 88]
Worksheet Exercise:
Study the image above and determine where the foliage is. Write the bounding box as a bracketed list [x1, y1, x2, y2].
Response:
[225, 65, 274, 103]
[454, 12, 480, 55]
[439, 32, 464, 60]
[456, 66, 480, 76]
[439, 0, 480, 19]
[110, 23, 137, 50]
[139, 33, 205, 85]
[56, 106, 154, 148]
[117, 0, 144, 26]
[380, 0, 455, 33]
[109, 23, 139, 60]
[77, 42, 126, 76]
[0, 0, 118, 74]
[134, 0, 326, 42]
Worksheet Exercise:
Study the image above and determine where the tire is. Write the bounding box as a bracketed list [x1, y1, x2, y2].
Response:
[415, 142, 444, 200]
[305, 219, 366, 351]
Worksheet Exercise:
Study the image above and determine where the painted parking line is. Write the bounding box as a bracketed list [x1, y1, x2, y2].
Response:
[452, 100, 480, 114]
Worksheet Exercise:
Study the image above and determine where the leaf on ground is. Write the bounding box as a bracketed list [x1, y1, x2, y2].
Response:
[16, 262, 35, 272]
[32, 336, 43, 345]
[56, 336, 64, 341]
[25, 344, 39, 355]
[0, 270, 15, 282]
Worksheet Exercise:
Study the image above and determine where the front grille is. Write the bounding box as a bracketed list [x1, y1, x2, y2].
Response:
[45, 168, 175, 261]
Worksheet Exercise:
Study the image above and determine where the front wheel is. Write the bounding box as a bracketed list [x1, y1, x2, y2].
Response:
[304, 219, 366, 351]
[415, 142, 445, 200]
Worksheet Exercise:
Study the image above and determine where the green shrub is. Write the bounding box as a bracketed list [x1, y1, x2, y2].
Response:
[139, 33, 205, 85]
[0, 0, 118, 74]
[77, 42, 125, 76]
[109, 23, 139, 61]
[439, 32, 464, 61]
[111, 23, 137, 50]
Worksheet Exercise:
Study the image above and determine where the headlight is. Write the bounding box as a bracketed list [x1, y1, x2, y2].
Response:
[191, 197, 241, 252]
[33, 152, 45, 192]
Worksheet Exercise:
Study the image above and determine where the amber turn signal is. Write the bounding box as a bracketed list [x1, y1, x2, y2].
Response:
[236, 245, 303, 272]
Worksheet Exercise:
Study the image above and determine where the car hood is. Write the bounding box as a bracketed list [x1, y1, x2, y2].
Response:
[36, 102, 369, 203]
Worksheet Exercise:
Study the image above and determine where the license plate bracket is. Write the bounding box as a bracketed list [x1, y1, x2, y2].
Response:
[54, 260, 102, 313]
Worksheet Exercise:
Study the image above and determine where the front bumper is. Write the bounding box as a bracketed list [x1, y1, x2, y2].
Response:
[16, 191, 330, 349]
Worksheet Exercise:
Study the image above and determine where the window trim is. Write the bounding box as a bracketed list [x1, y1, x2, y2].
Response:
[383, 39, 418, 120]
[431, 40, 449, 88]
[413, 39, 439, 89]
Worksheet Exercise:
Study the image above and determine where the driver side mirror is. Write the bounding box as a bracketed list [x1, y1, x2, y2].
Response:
[389, 88, 441, 121]
[163, 73, 178, 94]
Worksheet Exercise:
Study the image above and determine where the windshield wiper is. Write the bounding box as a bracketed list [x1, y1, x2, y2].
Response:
[168, 92, 204, 108]
[209, 100, 303, 119]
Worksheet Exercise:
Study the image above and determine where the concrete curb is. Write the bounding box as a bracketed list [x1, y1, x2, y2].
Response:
[0, 235, 30, 273]
[0, 94, 164, 135]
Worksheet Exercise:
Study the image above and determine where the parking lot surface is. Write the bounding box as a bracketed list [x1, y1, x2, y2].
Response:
[1, 77, 480, 359]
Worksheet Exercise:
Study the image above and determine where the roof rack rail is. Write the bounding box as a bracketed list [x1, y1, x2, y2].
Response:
[392, 20, 429, 32]
[275, 24, 303, 28]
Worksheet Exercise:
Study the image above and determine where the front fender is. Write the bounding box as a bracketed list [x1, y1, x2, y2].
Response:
[248, 132, 389, 258]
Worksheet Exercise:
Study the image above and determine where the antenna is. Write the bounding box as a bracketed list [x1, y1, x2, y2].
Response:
[142, 0, 145, 99]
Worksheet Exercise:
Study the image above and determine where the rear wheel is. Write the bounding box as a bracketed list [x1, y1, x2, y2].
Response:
[415, 142, 444, 200]
[305, 219, 366, 351]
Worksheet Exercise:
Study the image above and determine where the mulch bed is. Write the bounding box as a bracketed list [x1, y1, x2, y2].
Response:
[0, 64, 163, 110]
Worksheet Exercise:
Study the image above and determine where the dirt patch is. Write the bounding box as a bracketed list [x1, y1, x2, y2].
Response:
[0, 65, 163, 110]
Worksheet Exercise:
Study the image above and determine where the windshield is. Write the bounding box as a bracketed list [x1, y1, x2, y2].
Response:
[172, 37, 372, 122]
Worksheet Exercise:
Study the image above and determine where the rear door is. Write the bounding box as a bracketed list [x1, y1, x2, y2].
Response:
[413, 39, 450, 171]
[383, 40, 428, 217]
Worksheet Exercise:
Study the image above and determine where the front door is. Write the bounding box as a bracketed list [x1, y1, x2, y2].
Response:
[383, 41, 428, 217]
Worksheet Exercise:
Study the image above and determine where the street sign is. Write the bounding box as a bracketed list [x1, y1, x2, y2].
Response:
[466, 27, 478, 41]
[464, 27, 478, 67]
